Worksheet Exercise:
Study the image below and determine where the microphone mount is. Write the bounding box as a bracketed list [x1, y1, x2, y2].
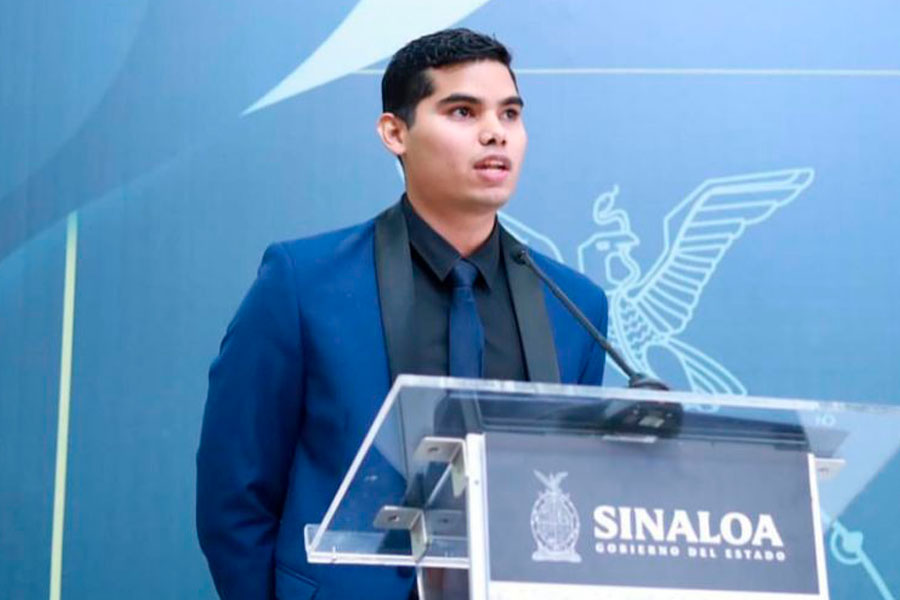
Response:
[512, 247, 670, 391]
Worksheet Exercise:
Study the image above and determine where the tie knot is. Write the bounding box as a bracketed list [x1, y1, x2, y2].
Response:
[449, 259, 479, 289]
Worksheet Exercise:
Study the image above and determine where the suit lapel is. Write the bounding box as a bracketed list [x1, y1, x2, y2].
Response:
[374, 202, 417, 382]
[500, 228, 561, 383]
[375, 204, 560, 384]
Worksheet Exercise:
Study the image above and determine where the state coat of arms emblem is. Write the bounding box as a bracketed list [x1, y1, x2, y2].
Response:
[530, 471, 582, 563]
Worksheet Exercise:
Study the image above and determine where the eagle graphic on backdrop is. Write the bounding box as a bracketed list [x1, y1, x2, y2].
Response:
[501, 168, 815, 394]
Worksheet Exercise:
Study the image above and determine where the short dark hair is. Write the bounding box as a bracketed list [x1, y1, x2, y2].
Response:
[381, 28, 515, 127]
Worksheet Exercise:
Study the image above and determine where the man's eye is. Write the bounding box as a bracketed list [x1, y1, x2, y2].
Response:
[451, 106, 472, 118]
[503, 108, 521, 120]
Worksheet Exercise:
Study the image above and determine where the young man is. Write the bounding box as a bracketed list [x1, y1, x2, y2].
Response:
[197, 29, 608, 600]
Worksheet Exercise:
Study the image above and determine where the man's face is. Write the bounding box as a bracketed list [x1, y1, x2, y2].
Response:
[399, 60, 527, 215]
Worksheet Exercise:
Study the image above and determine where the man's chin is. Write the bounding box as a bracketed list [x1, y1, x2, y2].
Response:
[464, 190, 513, 213]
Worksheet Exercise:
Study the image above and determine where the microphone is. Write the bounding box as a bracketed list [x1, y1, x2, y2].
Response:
[512, 247, 670, 392]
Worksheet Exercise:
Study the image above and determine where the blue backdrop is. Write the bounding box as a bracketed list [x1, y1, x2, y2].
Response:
[2, 0, 899, 597]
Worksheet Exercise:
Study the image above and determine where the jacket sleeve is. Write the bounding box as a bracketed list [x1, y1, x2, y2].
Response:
[577, 285, 609, 386]
[196, 243, 304, 599]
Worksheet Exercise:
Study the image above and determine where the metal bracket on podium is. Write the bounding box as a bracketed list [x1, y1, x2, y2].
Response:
[414, 436, 467, 497]
[815, 457, 846, 481]
[374, 506, 429, 561]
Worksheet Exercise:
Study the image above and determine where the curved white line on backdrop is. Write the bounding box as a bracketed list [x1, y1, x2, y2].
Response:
[244, 0, 493, 115]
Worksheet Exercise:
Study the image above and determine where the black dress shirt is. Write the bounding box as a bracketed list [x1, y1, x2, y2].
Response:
[402, 197, 528, 381]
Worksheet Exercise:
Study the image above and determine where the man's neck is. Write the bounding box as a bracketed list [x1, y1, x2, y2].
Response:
[406, 194, 497, 257]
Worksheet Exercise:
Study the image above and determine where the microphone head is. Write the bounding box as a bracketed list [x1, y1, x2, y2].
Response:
[512, 247, 528, 264]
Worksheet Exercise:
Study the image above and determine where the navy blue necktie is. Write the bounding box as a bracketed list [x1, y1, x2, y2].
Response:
[448, 259, 484, 378]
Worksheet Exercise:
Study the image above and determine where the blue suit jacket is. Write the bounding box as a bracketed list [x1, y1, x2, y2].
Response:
[197, 202, 608, 599]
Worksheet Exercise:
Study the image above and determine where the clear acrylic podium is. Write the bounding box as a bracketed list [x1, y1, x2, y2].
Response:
[304, 375, 900, 599]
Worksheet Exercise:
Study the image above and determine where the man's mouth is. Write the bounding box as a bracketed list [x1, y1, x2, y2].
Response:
[474, 155, 511, 171]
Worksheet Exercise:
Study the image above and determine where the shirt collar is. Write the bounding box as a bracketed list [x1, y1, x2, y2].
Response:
[402, 195, 500, 290]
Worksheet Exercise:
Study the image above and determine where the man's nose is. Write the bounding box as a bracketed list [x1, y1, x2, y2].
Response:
[478, 116, 506, 146]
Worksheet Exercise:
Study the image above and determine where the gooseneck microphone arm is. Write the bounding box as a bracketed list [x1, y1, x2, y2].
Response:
[512, 247, 669, 391]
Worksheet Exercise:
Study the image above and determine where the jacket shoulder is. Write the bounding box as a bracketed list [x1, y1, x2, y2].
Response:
[275, 219, 375, 261]
[258, 218, 376, 282]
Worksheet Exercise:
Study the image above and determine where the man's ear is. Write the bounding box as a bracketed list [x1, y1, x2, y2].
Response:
[376, 113, 408, 158]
